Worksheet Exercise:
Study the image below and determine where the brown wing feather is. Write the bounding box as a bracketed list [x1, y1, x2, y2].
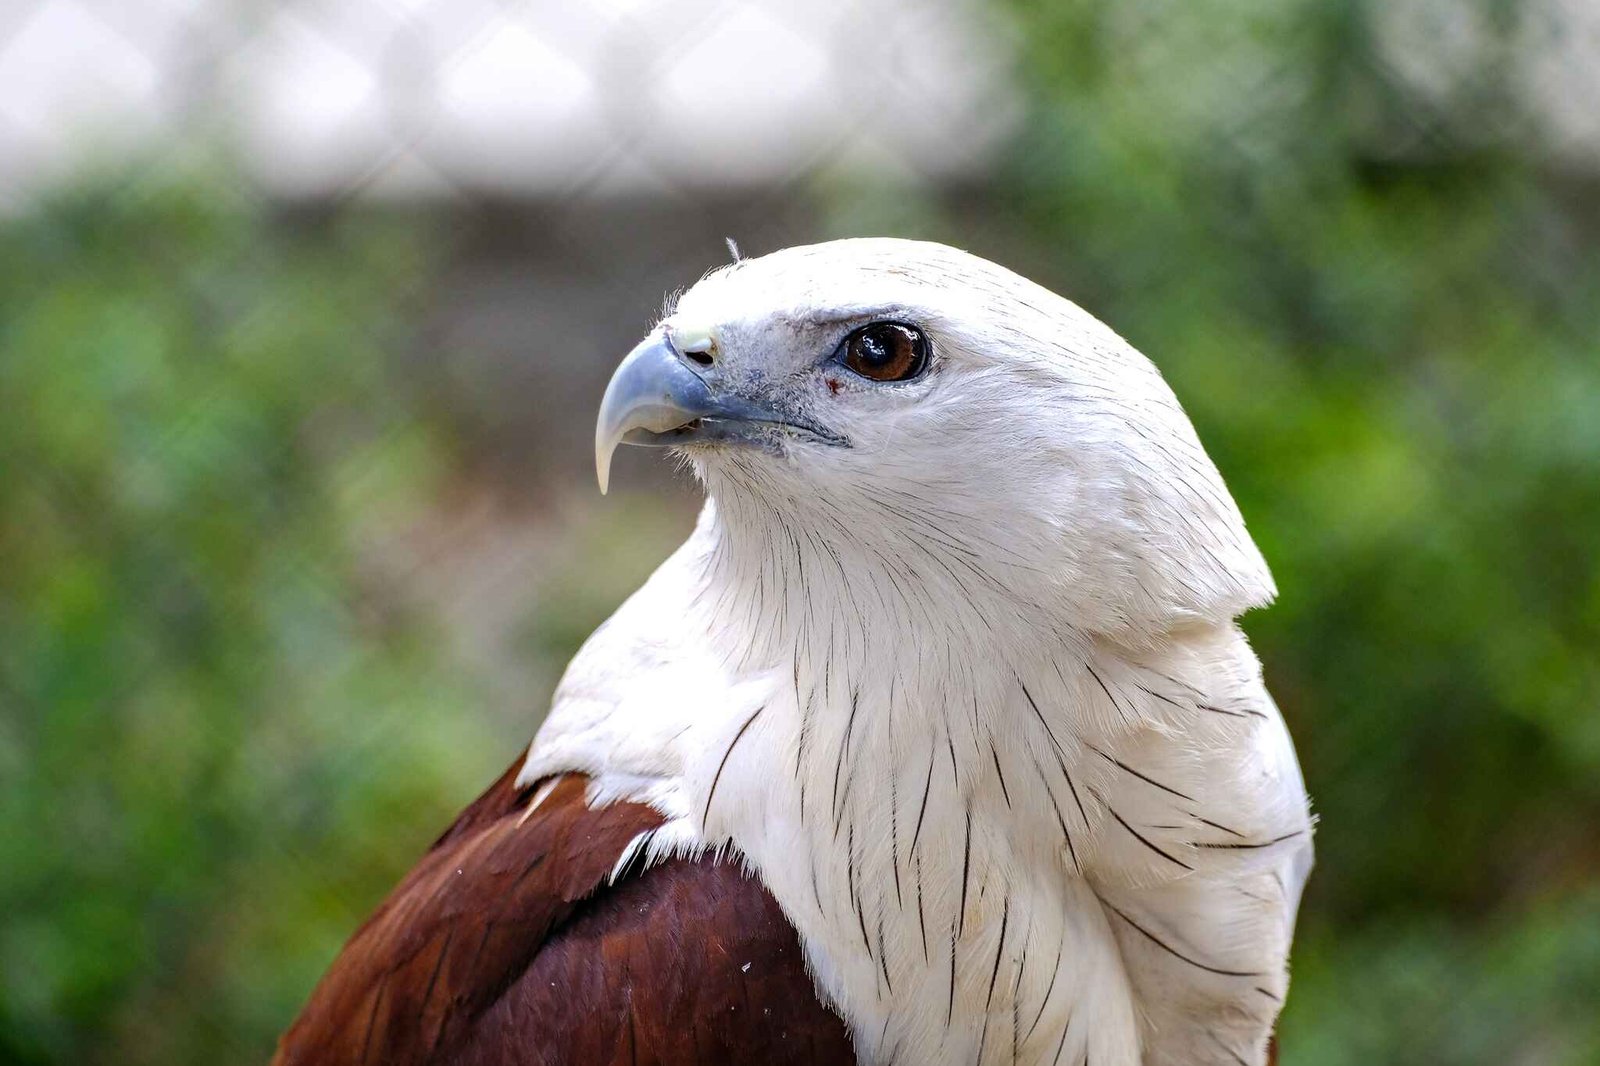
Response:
[273, 762, 854, 1065]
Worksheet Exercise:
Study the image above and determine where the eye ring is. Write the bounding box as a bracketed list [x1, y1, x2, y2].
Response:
[837, 322, 930, 383]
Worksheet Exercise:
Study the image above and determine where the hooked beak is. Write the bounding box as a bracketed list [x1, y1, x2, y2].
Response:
[594, 334, 845, 493]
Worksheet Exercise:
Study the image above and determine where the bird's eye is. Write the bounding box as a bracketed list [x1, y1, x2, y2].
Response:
[839, 323, 929, 383]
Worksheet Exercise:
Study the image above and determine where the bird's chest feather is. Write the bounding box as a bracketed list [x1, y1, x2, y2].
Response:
[669, 664, 1143, 1066]
[523, 548, 1308, 1066]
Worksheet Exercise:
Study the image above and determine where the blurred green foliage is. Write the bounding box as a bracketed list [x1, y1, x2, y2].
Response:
[2, 2, 1598, 1064]
[0, 183, 502, 1064]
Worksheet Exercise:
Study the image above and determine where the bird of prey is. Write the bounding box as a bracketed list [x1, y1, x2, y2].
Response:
[275, 239, 1313, 1066]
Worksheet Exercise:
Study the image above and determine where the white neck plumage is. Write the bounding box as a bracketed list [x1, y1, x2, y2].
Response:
[525, 488, 1309, 1066]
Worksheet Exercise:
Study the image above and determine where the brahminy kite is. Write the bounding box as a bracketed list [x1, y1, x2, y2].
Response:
[275, 238, 1313, 1066]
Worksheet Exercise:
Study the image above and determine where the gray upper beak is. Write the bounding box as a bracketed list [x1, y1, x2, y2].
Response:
[594, 334, 845, 493]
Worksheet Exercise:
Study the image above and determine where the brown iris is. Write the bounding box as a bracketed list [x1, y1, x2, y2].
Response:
[840, 323, 929, 382]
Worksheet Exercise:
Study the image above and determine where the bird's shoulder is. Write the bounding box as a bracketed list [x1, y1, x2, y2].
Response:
[273, 761, 854, 1066]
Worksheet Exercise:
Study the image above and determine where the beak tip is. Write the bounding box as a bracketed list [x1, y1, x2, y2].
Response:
[595, 439, 613, 496]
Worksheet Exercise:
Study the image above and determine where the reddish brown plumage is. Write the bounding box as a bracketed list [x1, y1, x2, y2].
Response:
[273, 762, 854, 1065]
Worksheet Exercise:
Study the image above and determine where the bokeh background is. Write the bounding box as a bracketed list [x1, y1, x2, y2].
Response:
[3, 0, 1598, 1063]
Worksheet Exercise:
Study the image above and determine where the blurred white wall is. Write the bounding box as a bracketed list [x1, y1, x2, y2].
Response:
[0, 0, 1018, 207]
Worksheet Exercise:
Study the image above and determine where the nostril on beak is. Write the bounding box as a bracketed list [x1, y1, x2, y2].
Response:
[668, 326, 716, 369]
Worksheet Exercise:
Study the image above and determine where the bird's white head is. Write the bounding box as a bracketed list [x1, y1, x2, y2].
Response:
[570, 241, 1309, 1066]
[596, 237, 1273, 642]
